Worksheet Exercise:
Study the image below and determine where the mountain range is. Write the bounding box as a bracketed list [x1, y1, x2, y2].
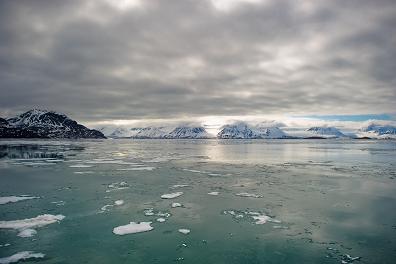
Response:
[1, 110, 395, 139]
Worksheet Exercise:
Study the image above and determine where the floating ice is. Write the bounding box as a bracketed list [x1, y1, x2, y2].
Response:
[156, 218, 166, 222]
[0, 251, 45, 264]
[17, 228, 37, 238]
[178, 229, 190, 234]
[114, 200, 124, 206]
[161, 192, 183, 199]
[0, 214, 65, 230]
[74, 171, 94, 174]
[101, 200, 125, 212]
[341, 254, 361, 263]
[0, 196, 39, 205]
[69, 164, 93, 168]
[117, 166, 155, 171]
[0, 244, 10, 247]
[183, 169, 204, 173]
[51, 201, 65, 206]
[170, 184, 189, 189]
[208, 192, 219, 196]
[106, 182, 130, 192]
[235, 192, 263, 198]
[113, 222, 153, 235]
[144, 208, 171, 218]
[252, 215, 271, 224]
[223, 209, 280, 226]
[172, 202, 182, 208]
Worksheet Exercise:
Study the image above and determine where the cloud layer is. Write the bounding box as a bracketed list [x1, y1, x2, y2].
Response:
[1, 0, 395, 123]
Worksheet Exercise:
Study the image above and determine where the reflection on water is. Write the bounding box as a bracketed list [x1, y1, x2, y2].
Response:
[0, 143, 84, 160]
[0, 139, 395, 264]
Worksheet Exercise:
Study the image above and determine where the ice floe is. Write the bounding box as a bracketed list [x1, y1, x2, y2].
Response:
[178, 228, 190, 234]
[170, 184, 189, 189]
[17, 228, 37, 238]
[208, 192, 219, 196]
[100, 200, 125, 212]
[69, 164, 93, 168]
[144, 208, 171, 218]
[171, 202, 182, 208]
[0, 196, 39, 205]
[156, 218, 166, 223]
[235, 192, 263, 198]
[51, 201, 66, 206]
[341, 254, 361, 263]
[113, 222, 153, 235]
[114, 200, 124, 206]
[0, 214, 65, 230]
[0, 251, 45, 264]
[0, 244, 10, 248]
[161, 192, 183, 199]
[223, 210, 281, 225]
[117, 166, 156, 171]
[74, 171, 94, 174]
[106, 182, 130, 192]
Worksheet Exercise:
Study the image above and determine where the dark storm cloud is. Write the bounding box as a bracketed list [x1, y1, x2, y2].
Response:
[0, 0, 395, 122]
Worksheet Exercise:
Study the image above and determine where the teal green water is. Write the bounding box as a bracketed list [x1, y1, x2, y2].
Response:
[0, 139, 395, 263]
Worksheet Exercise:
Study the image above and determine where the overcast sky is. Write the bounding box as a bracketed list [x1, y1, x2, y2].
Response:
[0, 0, 395, 126]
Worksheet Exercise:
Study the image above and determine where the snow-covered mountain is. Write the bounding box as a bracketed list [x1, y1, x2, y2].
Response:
[356, 124, 396, 139]
[165, 126, 212, 139]
[217, 122, 287, 139]
[98, 125, 212, 139]
[1, 109, 106, 139]
[306, 126, 346, 138]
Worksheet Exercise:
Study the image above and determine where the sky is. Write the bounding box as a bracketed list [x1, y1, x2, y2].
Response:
[0, 0, 395, 129]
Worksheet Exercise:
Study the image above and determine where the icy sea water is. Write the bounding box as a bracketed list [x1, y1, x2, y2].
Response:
[0, 139, 395, 264]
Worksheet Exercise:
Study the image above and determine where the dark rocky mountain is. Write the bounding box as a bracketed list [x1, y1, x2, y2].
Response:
[0, 109, 106, 139]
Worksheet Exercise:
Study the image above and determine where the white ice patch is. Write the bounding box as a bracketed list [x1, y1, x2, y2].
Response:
[0, 244, 10, 247]
[69, 164, 93, 168]
[0, 251, 45, 264]
[0, 196, 39, 205]
[235, 192, 263, 198]
[0, 214, 65, 231]
[117, 166, 155, 171]
[183, 169, 205, 173]
[51, 201, 66, 206]
[170, 184, 189, 189]
[156, 218, 166, 223]
[101, 200, 125, 212]
[252, 215, 271, 224]
[178, 229, 190, 234]
[74, 171, 94, 174]
[144, 208, 171, 218]
[17, 228, 37, 238]
[172, 202, 182, 208]
[208, 192, 219, 196]
[161, 192, 183, 199]
[113, 222, 153, 235]
[114, 200, 124, 206]
[106, 182, 130, 192]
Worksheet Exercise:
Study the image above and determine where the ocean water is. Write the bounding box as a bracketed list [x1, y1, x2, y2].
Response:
[0, 139, 395, 264]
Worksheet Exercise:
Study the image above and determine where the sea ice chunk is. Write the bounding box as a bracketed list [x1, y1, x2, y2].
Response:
[0, 251, 45, 264]
[172, 202, 182, 208]
[178, 229, 190, 234]
[17, 228, 37, 238]
[0, 214, 65, 230]
[235, 192, 263, 198]
[114, 200, 124, 206]
[208, 192, 219, 196]
[0, 196, 39, 205]
[156, 218, 166, 222]
[161, 192, 183, 199]
[113, 222, 153, 235]
[252, 215, 271, 224]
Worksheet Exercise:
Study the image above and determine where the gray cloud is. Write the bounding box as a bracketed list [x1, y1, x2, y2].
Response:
[0, 0, 395, 122]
